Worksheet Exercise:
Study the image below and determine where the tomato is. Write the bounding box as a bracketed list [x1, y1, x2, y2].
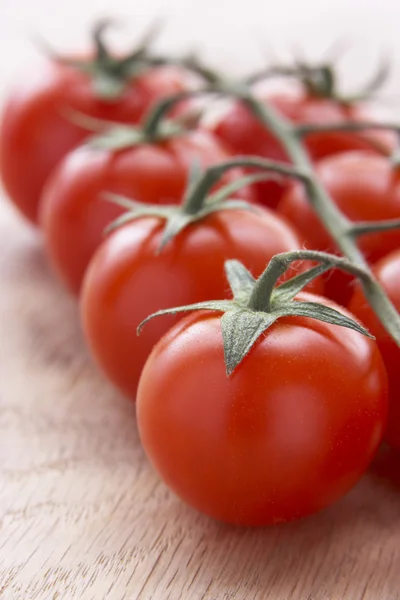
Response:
[278, 151, 400, 305]
[349, 250, 400, 452]
[0, 58, 192, 224]
[137, 292, 388, 526]
[212, 82, 394, 208]
[81, 209, 314, 401]
[40, 129, 256, 295]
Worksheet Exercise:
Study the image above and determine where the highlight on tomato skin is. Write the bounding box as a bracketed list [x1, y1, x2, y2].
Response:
[39, 128, 256, 296]
[136, 295, 388, 526]
[348, 249, 400, 453]
[80, 208, 313, 402]
[211, 82, 395, 209]
[277, 150, 400, 306]
[0, 58, 193, 225]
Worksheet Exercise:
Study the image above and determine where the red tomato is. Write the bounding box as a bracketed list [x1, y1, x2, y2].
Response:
[0, 58, 192, 224]
[40, 129, 256, 295]
[212, 83, 394, 208]
[278, 151, 400, 305]
[137, 293, 388, 526]
[81, 209, 314, 401]
[349, 250, 400, 452]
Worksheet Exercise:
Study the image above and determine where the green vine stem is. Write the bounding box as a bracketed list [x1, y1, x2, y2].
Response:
[349, 219, 400, 237]
[248, 250, 400, 343]
[105, 156, 308, 250]
[140, 90, 205, 138]
[167, 58, 400, 346]
[295, 120, 400, 137]
[180, 54, 390, 103]
[180, 156, 308, 214]
[249, 250, 374, 311]
[239, 94, 400, 345]
[241, 95, 360, 257]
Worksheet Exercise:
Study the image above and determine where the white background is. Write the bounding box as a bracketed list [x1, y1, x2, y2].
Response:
[1, 0, 400, 102]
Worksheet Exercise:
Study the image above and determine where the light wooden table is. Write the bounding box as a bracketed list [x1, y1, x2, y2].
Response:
[1, 177, 400, 600]
[2, 1, 400, 597]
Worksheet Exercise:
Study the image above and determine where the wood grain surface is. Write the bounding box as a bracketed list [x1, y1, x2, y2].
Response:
[1, 196, 400, 600]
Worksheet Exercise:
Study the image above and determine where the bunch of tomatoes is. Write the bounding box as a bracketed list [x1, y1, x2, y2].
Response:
[2, 23, 400, 527]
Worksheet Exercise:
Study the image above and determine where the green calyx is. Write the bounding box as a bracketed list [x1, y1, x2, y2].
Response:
[105, 155, 309, 251]
[182, 52, 390, 105]
[263, 58, 390, 104]
[138, 250, 375, 376]
[105, 163, 265, 251]
[172, 54, 400, 351]
[252, 58, 390, 103]
[83, 91, 202, 151]
[57, 19, 166, 100]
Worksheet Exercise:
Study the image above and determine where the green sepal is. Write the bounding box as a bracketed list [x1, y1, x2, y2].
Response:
[103, 194, 175, 235]
[273, 301, 372, 338]
[105, 196, 258, 251]
[137, 300, 234, 334]
[221, 310, 278, 375]
[54, 19, 166, 101]
[138, 256, 374, 376]
[103, 167, 267, 250]
[157, 213, 194, 252]
[267, 57, 390, 104]
[271, 263, 330, 304]
[206, 172, 277, 206]
[220, 299, 371, 375]
[71, 90, 201, 150]
[88, 126, 145, 150]
[339, 57, 390, 104]
[91, 71, 127, 101]
[86, 121, 188, 151]
[224, 260, 255, 301]
[181, 160, 205, 206]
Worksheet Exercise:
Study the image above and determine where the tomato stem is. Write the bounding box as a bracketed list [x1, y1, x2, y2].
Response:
[92, 19, 113, 62]
[349, 219, 400, 237]
[138, 253, 375, 375]
[182, 156, 308, 215]
[295, 121, 400, 137]
[141, 90, 203, 138]
[227, 93, 400, 346]
[57, 19, 168, 101]
[247, 255, 287, 312]
[161, 68, 400, 345]
[183, 54, 389, 103]
[151, 53, 400, 345]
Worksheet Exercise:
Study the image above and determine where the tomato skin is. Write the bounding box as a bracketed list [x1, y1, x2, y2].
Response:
[212, 84, 394, 208]
[137, 295, 388, 526]
[81, 209, 311, 401]
[278, 151, 400, 305]
[40, 129, 255, 295]
[349, 250, 400, 452]
[0, 59, 192, 224]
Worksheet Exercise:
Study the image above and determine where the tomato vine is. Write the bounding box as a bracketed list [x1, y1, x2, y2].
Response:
[145, 59, 400, 352]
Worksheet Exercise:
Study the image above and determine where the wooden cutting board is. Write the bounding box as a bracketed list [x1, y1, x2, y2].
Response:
[1, 200, 400, 600]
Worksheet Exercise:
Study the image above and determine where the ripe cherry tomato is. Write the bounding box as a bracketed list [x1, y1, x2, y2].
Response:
[212, 83, 394, 208]
[349, 250, 400, 452]
[0, 58, 191, 224]
[137, 293, 388, 526]
[40, 129, 255, 295]
[81, 209, 313, 401]
[278, 151, 400, 304]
